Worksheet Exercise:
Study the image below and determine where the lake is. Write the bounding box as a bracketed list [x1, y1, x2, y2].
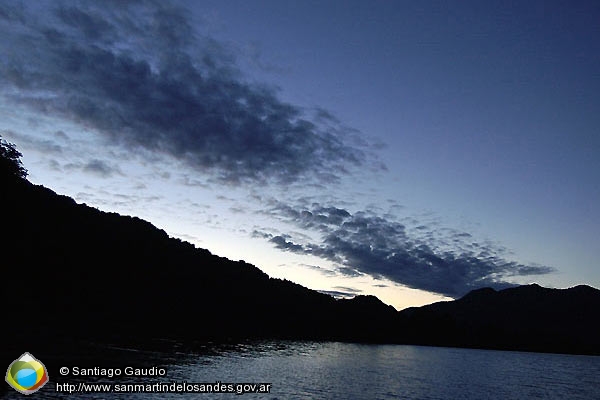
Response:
[8, 341, 600, 399]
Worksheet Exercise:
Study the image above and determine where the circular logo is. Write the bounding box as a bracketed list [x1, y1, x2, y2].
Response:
[6, 352, 49, 395]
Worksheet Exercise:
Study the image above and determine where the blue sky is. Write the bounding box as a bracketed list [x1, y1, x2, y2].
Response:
[1, 0, 598, 309]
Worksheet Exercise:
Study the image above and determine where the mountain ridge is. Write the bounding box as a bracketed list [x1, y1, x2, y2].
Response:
[2, 172, 599, 356]
[397, 282, 600, 354]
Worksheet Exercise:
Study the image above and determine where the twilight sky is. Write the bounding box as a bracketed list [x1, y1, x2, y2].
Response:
[1, 0, 598, 309]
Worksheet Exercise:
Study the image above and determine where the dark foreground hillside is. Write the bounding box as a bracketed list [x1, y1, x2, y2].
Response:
[2, 174, 397, 350]
[2, 168, 599, 357]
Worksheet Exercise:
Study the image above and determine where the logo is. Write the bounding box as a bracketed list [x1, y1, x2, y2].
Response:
[6, 352, 49, 395]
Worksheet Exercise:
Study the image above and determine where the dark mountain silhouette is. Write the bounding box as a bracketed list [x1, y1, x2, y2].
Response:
[397, 284, 600, 355]
[2, 172, 397, 349]
[2, 153, 599, 356]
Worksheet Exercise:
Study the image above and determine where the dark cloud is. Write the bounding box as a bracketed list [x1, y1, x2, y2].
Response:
[260, 201, 554, 298]
[333, 286, 362, 293]
[0, 2, 24, 22]
[228, 206, 247, 214]
[48, 159, 62, 171]
[335, 266, 364, 278]
[0, 1, 372, 184]
[54, 131, 69, 140]
[61, 158, 122, 177]
[1, 130, 63, 154]
[317, 290, 357, 299]
[83, 159, 119, 177]
[179, 175, 209, 188]
[270, 235, 304, 253]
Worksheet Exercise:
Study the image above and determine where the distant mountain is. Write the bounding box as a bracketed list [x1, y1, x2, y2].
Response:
[397, 284, 600, 355]
[2, 170, 599, 355]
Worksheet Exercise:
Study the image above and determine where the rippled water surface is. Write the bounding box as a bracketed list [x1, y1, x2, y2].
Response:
[8, 341, 600, 399]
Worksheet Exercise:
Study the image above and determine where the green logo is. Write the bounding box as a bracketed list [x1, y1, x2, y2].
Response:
[6, 352, 49, 395]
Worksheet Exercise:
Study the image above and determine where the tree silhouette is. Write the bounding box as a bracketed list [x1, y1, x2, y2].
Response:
[0, 136, 28, 179]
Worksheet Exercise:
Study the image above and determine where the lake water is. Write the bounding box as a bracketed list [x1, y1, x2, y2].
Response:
[8, 341, 600, 399]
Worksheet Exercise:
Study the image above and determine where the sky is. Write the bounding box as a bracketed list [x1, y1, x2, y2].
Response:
[1, 0, 598, 310]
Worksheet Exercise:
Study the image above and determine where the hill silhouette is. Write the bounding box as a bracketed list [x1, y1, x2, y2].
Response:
[2, 172, 397, 348]
[397, 283, 600, 355]
[2, 152, 599, 356]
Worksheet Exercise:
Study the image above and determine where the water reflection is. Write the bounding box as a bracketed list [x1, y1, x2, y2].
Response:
[5, 340, 599, 399]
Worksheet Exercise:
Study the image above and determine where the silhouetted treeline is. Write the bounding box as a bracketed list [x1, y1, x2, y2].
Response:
[2, 173, 396, 349]
[2, 168, 599, 356]
[396, 283, 600, 355]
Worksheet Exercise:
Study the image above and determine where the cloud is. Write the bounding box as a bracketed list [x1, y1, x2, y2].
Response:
[270, 235, 304, 252]
[298, 263, 338, 277]
[333, 286, 362, 294]
[259, 201, 555, 298]
[58, 158, 122, 178]
[48, 159, 62, 171]
[317, 290, 358, 299]
[0, 1, 372, 184]
[1, 130, 63, 154]
[83, 159, 121, 178]
[74, 189, 162, 209]
[54, 130, 69, 140]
